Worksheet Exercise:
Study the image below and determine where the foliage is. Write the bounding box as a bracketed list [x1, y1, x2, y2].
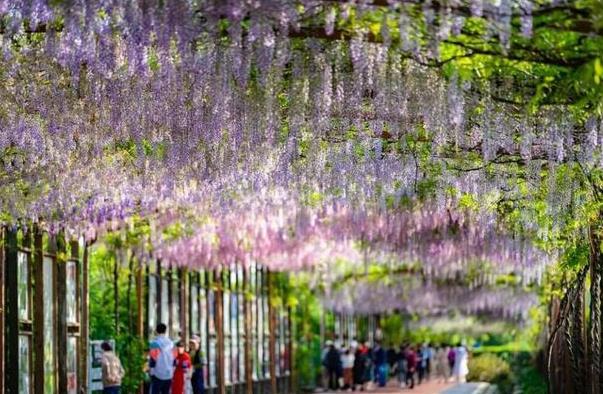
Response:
[89, 235, 147, 393]
[468, 353, 513, 394]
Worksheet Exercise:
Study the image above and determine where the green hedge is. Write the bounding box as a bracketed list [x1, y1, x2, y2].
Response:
[468, 353, 513, 394]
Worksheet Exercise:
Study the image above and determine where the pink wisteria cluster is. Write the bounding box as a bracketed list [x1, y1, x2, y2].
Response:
[322, 275, 538, 321]
[0, 0, 593, 276]
[150, 197, 551, 281]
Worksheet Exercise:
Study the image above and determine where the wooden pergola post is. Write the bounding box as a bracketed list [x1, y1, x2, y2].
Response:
[4, 227, 18, 394]
[215, 270, 226, 394]
[81, 242, 90, 394]
[180, 268, 188, 342]
[136, 258, 144, 338]
[268, 270, 277, 394]
[70, 239, 83, 394]
[56, 231, 68, 394]
[0, 227, 4, 394]
[287, 304, 294, 394]
[32, 227, 44, 394]
[243, 266, 253, 394]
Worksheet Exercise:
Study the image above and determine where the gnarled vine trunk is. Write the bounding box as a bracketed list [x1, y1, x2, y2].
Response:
[589, 222, 602, 394]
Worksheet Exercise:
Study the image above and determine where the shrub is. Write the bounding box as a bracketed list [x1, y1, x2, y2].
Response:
[468, 353, 513, 394]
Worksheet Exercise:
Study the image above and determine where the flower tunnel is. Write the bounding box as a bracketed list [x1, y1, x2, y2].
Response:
[0, 0, 602, 393]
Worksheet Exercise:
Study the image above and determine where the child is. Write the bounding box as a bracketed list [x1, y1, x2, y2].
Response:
[172, 341, 192, 394]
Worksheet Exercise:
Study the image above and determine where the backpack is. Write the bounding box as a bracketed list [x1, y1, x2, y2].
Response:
[104, 353, 125, 384]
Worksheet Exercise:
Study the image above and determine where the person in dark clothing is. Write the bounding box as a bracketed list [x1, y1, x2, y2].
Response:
[353, 345, 368, 391]
[405, 346, 417, 389]
[447, 345, 456, 376]
[189, 336, 205, 394]
[387, 347, 398, 371]
[324, 344, 342, 390]
[373, 342, 387, 387]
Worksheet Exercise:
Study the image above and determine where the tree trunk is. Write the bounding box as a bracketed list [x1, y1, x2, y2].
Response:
[566, 277, 586, 393]
[589, 223, 601, 394]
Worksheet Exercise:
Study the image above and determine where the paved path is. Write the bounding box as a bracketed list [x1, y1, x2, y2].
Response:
[323, 380, 493, 394]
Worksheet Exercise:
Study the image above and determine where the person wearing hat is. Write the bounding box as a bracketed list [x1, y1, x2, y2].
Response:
[189, 336, 206, 394]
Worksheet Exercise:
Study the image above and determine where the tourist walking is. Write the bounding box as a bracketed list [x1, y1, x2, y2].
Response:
[149, 323, 175, 394]
[434, 345, 450, 383]
[189, 336, 206, 394]
[100, 342, 125, 394]
[172, 341, 192, 394]
[405, 346, 417, 389]
[373, 341, 387, 387]
[396, 345, 408, 389]
[452, 343, 469, 383]
[342, 347, 355, 389]
[425, 343, 434, 379]
[447, 345, 456, 377]
[321, 340, 333, 389]
[416, 344, 425, 385]
[324, 341, 342, 390]
[353, 344, 368, 391]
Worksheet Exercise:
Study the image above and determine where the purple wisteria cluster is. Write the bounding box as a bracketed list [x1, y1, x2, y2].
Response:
[322, 275, 538, 321]
[0, 1, 593, 277]
[151, 199, 551, 283]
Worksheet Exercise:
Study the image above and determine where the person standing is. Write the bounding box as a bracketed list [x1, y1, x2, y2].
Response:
[189, 336, 206, 394]
[341, 347, 355, 390]
[405, 346, 417, 389]
[324, 341, 342, 390]
[419, 343, 432, 382]
[321, 340, 333, 389]
[363, 342, 374, 389]
[149, 323, 175, 394]
[172, 341, 192, 394]
[353, 344, 368, 391]
[100, 342, 125, 394]
[416, 344, 425, 385]
[373, 341, 387, 387]
[434, 345, 450, 383]
[447, 345, 456, 378]
[452, 343, 469, 383]
[397, 345, 408, 389]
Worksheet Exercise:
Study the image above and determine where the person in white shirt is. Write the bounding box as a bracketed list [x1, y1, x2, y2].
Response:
[452, 343, 469, 383]
[341, 347, 355, 390]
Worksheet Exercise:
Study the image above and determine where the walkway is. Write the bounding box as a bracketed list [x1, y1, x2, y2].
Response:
[323, 380, 494, 394]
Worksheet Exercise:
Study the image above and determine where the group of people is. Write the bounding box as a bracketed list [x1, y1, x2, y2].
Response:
[321, 340, 469, 391]
[100, 323, 206, 394]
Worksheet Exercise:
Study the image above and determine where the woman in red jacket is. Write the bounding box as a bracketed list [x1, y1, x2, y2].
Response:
[172, 341, 192, 394]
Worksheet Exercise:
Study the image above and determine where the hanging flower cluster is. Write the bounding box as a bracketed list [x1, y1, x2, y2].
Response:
[322, 274, 538, 321]
[0, 0, 594, 277]
[150, 196, 551, 284]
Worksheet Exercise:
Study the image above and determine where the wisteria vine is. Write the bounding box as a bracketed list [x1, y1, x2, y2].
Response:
[0, 1, 596, 284]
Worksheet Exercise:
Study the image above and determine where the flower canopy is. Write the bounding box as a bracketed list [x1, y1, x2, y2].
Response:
[321, 274, 538, 321]
[0, 1, 598, 280]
